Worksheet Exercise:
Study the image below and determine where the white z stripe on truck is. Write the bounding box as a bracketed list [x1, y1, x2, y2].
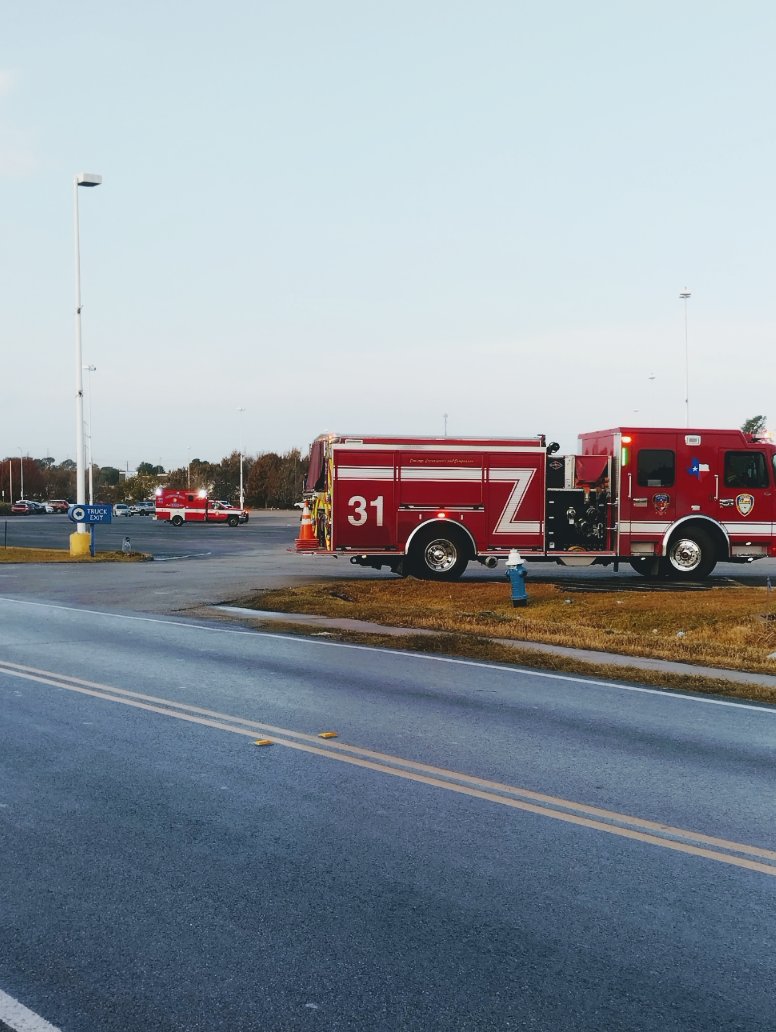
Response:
[492, 469, 537, 534]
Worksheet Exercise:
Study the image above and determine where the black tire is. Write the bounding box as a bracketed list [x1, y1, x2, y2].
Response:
[664, 528, 716, 580]
[171, 514, 184, 527]
[227, 515, 239, 527]
[408, 525, 470, 581]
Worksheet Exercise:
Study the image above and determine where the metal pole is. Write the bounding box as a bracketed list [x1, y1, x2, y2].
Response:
[74, 178, 85, 528]
[679, 289, 691, 427]
[18, 449, 24, 499]
[74, 173, 101, 533]
[238, 407, 246, 509]
[85, 365, 96, 504]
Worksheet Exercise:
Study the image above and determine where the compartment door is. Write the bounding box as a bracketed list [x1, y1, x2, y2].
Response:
[485, 455, 545, 549]
[331, 449, 396, 550]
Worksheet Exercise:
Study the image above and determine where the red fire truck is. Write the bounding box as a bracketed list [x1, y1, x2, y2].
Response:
[297, 427, 776, 580]
[154, 488, 248, 527]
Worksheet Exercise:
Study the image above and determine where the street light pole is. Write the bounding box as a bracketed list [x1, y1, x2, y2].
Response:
[17, 448, 24, 499]
[84, 364, 96, 504]
[237, 407, 246, 509]
[679, 288, 691, 427]
[74, 172, 102, 531]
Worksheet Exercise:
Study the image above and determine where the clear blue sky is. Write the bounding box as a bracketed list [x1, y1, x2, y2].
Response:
[3, 1, 774, 471]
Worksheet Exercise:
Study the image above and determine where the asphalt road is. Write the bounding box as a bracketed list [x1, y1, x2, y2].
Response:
[2, 512, 775, 619]
[2, 515, 776, 1031]
[2, 593, 776, 1030]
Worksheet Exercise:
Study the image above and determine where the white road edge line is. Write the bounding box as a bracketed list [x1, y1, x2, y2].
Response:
[0, 988, 63, 1032]
[0, 596, 774, 716]
[151, 552, 212, 561]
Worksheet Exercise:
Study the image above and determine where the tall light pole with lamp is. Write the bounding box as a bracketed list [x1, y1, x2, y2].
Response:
[17, 448, 24, 499]
[237, 407, 246, 509]
[679, 288, 691, 426]
[73, 172, 101, 548]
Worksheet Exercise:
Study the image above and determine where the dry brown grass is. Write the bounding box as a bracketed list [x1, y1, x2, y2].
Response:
[236, 579, 776, 676]
[0, 546, 148, 563]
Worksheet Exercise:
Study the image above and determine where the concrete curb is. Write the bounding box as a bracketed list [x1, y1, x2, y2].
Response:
[215, 607, 776, 690]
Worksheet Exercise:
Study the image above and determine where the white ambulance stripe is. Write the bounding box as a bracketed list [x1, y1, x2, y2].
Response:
[337, 466, 394, 480]
[499, 522, 541, 533]
[400, 467, 482, 481]
[621, 522, 671, 534]
[722, 523, 772, 535]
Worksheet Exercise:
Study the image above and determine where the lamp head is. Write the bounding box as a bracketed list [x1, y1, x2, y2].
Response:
[76, 172, 102, 187]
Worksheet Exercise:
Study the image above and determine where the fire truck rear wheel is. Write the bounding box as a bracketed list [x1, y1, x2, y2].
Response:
[409, 527, 470, 581]
[171, 515, 184, 527]
[665, 529, 716, 579]
[227, 515, 239, 527]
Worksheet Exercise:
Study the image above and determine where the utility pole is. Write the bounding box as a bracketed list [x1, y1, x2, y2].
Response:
[679, 288, 691, 426]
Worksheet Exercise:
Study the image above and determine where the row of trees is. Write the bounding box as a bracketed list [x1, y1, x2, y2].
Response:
[0, 449, 307, 510]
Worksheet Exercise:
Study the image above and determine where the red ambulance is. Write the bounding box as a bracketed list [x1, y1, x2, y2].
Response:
[154, 488, 248, 527]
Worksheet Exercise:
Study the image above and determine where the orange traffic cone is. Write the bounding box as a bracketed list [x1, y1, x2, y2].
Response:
[295, 501, 318, 550]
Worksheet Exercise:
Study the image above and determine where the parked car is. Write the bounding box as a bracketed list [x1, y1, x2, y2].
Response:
[47, 499, 70, 514]
[11, 499, 44, 515]
[113, 503, 131, 517]
[130, 501, 155, 516]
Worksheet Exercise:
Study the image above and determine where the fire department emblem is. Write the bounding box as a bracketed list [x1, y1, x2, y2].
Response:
[653, 493, 670, 515]
[736, 493, 755, 516]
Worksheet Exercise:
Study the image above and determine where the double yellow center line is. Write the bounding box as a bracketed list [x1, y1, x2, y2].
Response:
[3, 658, 775, 877]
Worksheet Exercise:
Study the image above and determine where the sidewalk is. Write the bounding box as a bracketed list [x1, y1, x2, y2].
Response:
[216, 607, 776, 691]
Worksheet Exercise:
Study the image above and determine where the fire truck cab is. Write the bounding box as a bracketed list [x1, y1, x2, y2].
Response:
[580, 426, 776, 578]
[299, 428, 776, 580]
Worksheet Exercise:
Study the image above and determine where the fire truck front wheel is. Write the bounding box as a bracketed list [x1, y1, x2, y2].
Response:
[665, 528, 717, 579]
[408, 526, 470, 581]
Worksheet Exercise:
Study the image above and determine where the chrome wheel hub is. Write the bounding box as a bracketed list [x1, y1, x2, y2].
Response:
[424, 539, 457, 573]
[669, 538, 701, 572]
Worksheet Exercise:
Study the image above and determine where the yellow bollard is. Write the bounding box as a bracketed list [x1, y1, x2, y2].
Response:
[69, 531, 91, 558]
